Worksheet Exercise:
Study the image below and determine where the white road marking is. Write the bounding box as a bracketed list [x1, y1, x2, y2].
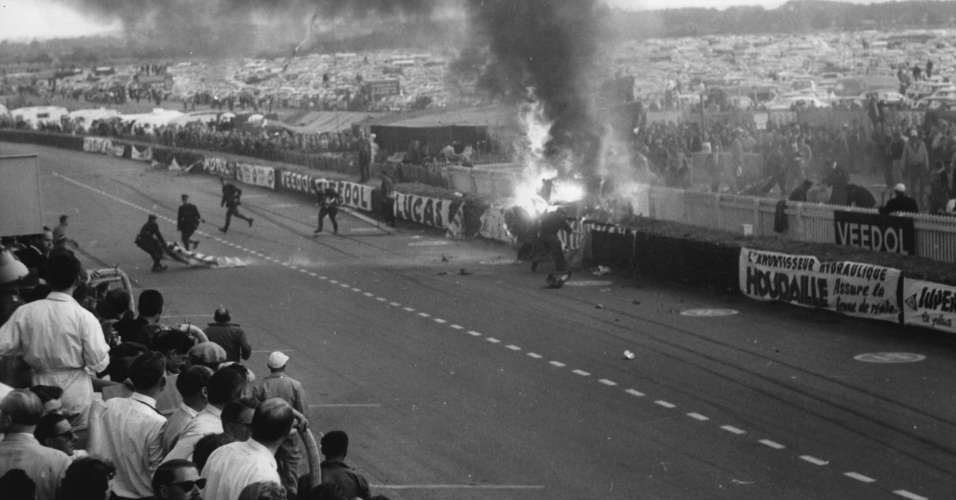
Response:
[449, 324, 463, 329]
[376, 297, 387, 302]
[759, 439, 785, 449]
[467, 330, 481, 337]
[329, 280, 338, 284]
[598, 379, 617, 386]
[433, 318, 447, 324]
[844, 472, 875, 483]
[655, 400, 676, 408]
[351, 287, 361, 292]
[299, 269, 308, 273]
[549, 361, 565, 367]
[721, 425, 746, 435]
[363, 292, 374, 297]
[526, 352, 542, 359]
[309, 273, 317, 277]
[893, 490, 928, 500]
[505, 345, 521, 351]
[687, 413, 709, 421]
[572, 369, 590, 377]
[418, 312, 430, 317]
[486, 337, 500, 343]
[319, 276, 328, 280]
[340, 284, 350, 288]
[799, 456, 828, 466]
[626, 389, 645, 397]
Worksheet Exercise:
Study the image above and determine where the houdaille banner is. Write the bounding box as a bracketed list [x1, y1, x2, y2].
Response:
[739, 248, 901, 324]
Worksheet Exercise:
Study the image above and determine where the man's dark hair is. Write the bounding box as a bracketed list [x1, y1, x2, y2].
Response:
[62, 457, 115, 500]
[128, 352, 166, 392]
[206, 367, 247, 406]
[30, 385, 64, 404]
[98, 288, 131, 318]
[138, 289, 164, 317]
[0, 469, 36, 500]
[151, 459, 198, 497]
[221, 397, 258, 425]
[34, 412, 70, 444]
[320, 430, 349, 458]
[44, 254, 82, 290]
[153, 329, 194, 356]
[59, 215, 68, 223]
[251, 399, 294, 443]
[176, 365, 213, 398]
[192, 433, 235, 472]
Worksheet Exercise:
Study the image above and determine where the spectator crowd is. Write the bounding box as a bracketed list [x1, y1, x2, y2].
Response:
[0, 242, 387, 500]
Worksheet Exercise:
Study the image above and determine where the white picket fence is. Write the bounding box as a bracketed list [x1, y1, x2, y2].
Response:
[632, 187, 956, 263]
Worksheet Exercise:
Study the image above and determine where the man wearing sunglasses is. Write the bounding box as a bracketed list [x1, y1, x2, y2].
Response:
[153, 459, 204, 500]
[34, 412, 87, 460]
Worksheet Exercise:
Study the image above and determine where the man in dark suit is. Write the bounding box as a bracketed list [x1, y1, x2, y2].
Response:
[880, 183, 920, 215]
[176, 194, 203, 251]
[219, 177, 253, 234]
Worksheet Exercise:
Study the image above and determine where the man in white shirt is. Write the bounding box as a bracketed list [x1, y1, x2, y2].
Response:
[164, 366, 246, 461]
[163, 365, 213, 455]
[0, 390, 71, 500]
[0, 254, 110, 429]
[202, 398, 295, 500]
[89, 352, 168, 500]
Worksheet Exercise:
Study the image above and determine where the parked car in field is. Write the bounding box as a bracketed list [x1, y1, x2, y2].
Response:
[765, 95, 831, 111]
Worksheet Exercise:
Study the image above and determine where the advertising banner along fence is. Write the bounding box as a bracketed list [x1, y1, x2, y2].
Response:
[235, 163, 275, 189]
[203, 157, 235, 177]
[902, 279, 956, 334]
[83, 137, 112, 154]
[395, 193, 459, 230]
[833, 211, 915, 255]
[740, 247, 901, 324]
[329, 180, 373, 211]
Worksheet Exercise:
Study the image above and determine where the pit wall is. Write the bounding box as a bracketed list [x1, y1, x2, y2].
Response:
[6, 130, 955, 337]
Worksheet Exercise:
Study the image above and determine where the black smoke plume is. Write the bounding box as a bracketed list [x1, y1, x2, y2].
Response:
[56, 0, 440, 57]
[467, 0, 602, 175]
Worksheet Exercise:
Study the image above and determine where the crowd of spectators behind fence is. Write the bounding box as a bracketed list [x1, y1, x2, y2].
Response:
[0, 243, 388, 500]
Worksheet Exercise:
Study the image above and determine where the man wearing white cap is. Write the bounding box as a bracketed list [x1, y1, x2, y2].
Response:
[252, 352, 306, 499]
[880, 183, 920, 215]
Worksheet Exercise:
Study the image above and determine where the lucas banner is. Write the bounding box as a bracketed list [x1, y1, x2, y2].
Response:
[833, 211, 915, 255]
[740, 248, 901, 324]
[235, 163, 275, 189]
[901, 279, 956, 334]
[395, 193, 457, 229]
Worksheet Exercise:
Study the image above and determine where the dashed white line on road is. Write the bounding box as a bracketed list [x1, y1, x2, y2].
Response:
[799, 456, 828, 466]
[403, 307, 415, 312]
[485, 337, 500, 343]
[329, 280, 338, 284]
[655, 400, 676, 408]
[363, 292, 374, 297]
[844, 472, 875, 483]
[626, 389, 645, 397]
[687, 413, 709, 421]
[505, 345, 521, 351]
[449, 324, 463, 329]
[418, 312, 430, 317]
[467, 330, 481, 337]
[389, 302, 400, 307]
[433, 318, 447, 324]
[526, 353, 543, 359]
[893, 490, 927, 500]
[759, 439, 785, 450]
[376, 297, 387, 301]
[549, 361, 566, 367]
[721, 425, 746, 435]
[598, 379, 617, 386]
[572, 369, 590, 377]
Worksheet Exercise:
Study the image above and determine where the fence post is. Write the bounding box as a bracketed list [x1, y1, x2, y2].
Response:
[714, 193, 722, 230]
[752, 197, 760, 234]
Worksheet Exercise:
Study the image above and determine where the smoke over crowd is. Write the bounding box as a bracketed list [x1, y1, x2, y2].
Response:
[59, 0, 443, 57]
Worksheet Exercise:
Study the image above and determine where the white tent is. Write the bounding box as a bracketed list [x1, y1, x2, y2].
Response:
[10, 106, 69, 129]
[119, 108, 185, 129]
[67, 108, 120, 123]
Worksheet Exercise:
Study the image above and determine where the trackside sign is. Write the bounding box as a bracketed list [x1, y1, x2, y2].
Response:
[833, 211, 915, 255]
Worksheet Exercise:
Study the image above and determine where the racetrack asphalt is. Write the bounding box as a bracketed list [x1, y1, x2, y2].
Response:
[5, 141, 956, 499]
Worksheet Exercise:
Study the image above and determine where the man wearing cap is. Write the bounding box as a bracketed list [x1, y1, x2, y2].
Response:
[176, 195, 203, 251]
[901, 129, 929, 206]
[880, 183, 920, 215]
[252, 352, 306, 499]
[135, 214, 168, 272]
[202, 308, 251, 363]
[187, 342, 227, 372]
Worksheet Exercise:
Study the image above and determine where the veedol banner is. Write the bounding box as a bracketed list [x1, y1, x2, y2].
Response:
[203, 157, 235, 177]
[740, 248, 901, 324]
[235, 163, 275, 189]
[327, 180, 372, 211]
[902, 279, 956, 334]
[833, 211, 915, 255]
[279, 170, 323, 196]
[395, 193, 455, 229]
[83, 137, 112, 154]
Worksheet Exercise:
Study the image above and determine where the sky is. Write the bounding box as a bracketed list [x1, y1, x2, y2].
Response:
[0, 0, 905, 42]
